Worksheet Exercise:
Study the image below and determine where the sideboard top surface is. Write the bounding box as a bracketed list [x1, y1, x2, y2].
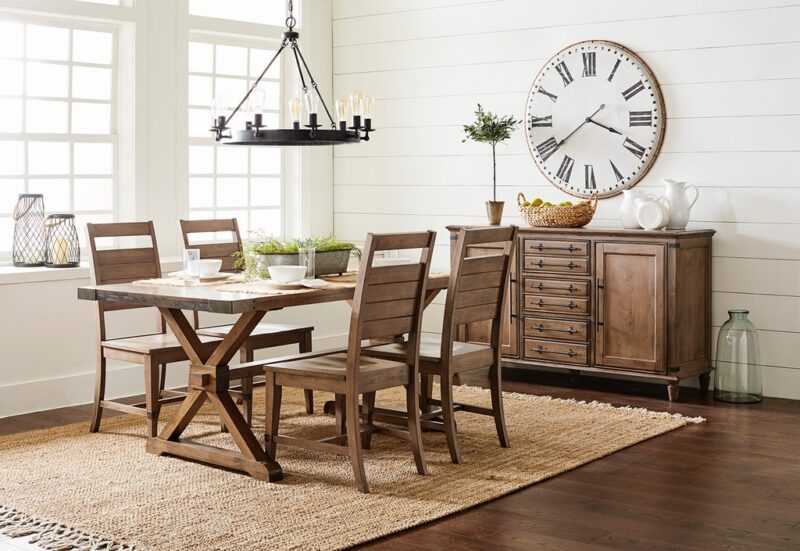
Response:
[446, 225, 715, 239]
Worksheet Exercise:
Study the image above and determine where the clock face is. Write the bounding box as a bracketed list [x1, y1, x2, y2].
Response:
[525, 41, 666, 198]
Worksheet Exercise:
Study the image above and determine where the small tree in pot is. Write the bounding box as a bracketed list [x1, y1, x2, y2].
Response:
[462, 104, 521, 225]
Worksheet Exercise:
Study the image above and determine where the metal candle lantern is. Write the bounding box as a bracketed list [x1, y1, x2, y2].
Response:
[44, 214, 80, 268]
[12, 193, 47, 267]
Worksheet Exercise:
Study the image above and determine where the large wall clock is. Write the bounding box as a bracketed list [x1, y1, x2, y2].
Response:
[525, 40, 666, 199]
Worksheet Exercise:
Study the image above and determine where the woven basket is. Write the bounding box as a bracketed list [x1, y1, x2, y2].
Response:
[517, 193, 598, 228]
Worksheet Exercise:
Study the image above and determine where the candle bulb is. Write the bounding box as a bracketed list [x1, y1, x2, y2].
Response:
[288, 97, 302, 130]
[304, 90, 319, 128]
[363, 95, 374, 131]
[349, 90, 364, 129]
[335, 98, 348, 131]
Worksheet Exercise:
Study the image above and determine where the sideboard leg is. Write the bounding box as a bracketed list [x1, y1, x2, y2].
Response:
[667, 382, 680, 402]
[698, 373, 711, 392]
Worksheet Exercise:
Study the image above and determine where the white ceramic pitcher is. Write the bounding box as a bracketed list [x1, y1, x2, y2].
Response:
[663, 179, 699, 230]
[619, 189, 646, 228]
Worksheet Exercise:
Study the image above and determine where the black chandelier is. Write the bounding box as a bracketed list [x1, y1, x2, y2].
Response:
[210, 1, 373, 146]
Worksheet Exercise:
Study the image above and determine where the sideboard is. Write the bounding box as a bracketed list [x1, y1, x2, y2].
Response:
[447, 226, 715, 401]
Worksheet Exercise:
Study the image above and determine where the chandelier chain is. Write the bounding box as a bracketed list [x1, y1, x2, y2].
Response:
[286, 0, 296, 31]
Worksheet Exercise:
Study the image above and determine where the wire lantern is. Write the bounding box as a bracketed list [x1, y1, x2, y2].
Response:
[12, 194, 46, 267]
[45, 214, 80, 268]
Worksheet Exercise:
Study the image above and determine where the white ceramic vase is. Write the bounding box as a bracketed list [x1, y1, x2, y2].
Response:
[636, 195, 672, 230]
[663, 179, 699, 230]
[619, 189, 646, 229]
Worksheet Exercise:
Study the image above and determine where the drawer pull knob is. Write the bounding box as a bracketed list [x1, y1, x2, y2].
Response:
[568, 285, 576, 293]
[533, 323, 578, 335]
[534, 244, 578, 252]
[567, 261, 576, 269]
[534, 346, 577, 357]
[568, 301, 577, 309]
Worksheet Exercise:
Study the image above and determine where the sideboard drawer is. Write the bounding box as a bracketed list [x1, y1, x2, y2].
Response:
[524, 277, 589, 297]
[523, 255, 589, 275]
[523, 294, 589, 315]
[524, 338, 588, 365]
[524, 239, 589, 257]
[523, 317, 589, 343]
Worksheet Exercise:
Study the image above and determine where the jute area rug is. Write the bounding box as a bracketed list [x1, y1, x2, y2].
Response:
[0, 385, 703, 550]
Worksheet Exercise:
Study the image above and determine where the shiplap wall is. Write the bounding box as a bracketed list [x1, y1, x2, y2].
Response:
[331, 0, 800, 399]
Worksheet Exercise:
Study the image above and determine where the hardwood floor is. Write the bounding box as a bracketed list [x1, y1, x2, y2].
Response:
[1, 369, 798, 550]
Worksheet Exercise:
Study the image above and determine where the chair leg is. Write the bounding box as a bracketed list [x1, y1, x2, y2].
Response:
[239, 348, 254, 425]
[144, 356, 160, 438]
[158, 363, 167, 398]
[361, 392, 376, 450]
[89, 352, 106, 433]
[334, 394, 346, 436]
[346, 393, 369, 493]
[406, 383, 429, 475]
[420, 373, 432, 413]
[299, 330, 314, 414]
[489, 362, 509, 448]
[440, 373, 463, 464]
[264, 372, 282, 460]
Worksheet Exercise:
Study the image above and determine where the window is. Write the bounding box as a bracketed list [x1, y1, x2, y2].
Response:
[188, 0, 294, 27]
[187, 38, 282, 238]
[0, 18, 117, 254]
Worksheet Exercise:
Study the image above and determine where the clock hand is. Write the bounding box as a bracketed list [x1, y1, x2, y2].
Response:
[588, 118, 622, 136]
[558, 104, 605, 146]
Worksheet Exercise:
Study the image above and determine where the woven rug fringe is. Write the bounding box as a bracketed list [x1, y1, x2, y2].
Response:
[0, 505, 136, 551]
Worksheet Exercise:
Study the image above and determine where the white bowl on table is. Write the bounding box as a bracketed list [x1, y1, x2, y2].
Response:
[267, 265, 308, 284]
[186, 258, 222, 277]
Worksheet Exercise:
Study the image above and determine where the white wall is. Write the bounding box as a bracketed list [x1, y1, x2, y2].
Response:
[331, 0, 800, 399]
[0, 0, 347, 418]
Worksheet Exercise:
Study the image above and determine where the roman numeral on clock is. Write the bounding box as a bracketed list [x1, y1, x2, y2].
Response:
[555, 61, 574, 87]
[629, 110, 653, 126]
[582, 52, 596, 77]
[607, 58, 621, 82]
[537, 87, 558, 102]
[623, 137, 646, 159]
[530, 115, 552, 127]
[556, 155, 574, 182]
[610, 159, 624, 182]
[622, 80, 645, 101]
[584, 165, 596, 189]
[536, 137, 559, 162]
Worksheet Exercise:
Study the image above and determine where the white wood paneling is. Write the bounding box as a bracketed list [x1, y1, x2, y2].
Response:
[332, 1, 800, 399]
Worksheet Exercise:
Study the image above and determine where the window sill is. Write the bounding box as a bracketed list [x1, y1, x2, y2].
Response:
[0, 256, 183, 285]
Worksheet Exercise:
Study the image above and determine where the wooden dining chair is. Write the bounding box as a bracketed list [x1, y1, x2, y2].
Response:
[262, 231, 437, 493]
[364, 226, 518, 464]
[179, 218, 315, 422]
[86, 221, 223, 437]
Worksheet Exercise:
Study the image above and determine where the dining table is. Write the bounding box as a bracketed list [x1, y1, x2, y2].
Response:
[77, 272, 449, 481]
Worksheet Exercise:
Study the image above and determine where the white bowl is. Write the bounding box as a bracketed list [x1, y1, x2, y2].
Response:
[267, 265, 308, 284]
[186, 258, 222, 277]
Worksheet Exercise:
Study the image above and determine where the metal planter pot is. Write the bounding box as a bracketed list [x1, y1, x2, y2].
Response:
[256, 249, 351, 277]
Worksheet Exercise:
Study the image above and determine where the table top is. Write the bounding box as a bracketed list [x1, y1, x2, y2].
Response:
[78, 273, 450, 314]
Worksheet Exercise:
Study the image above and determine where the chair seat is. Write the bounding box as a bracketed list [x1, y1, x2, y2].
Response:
[197, 322, 313, 339]
[265, 352, 409, 393]
[101, 333, 220, 355]
[365, 335, 493, 374]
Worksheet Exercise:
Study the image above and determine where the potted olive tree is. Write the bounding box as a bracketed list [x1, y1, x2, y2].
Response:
[462, 104, 521, 225]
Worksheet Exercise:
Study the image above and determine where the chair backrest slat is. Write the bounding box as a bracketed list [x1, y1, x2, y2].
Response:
[179, 218, 243, 273]
[347, 231, 437, 386]
[441, 226, 518, 356]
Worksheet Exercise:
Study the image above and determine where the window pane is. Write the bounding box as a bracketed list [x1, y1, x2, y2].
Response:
[188, 145, 213, 173]
[75, 178, 113, 210]
[221, 208, 249, 232]
[0, 22, 24, 59]
[26, 100, 68, 133]
[249, 48, 279, 79]
[0, 60, 23, 95]
[258, 80, 280, 110]
[0, 99, 23, 132]
[188, 42, 213, 73]
[250, 209, 280, 237]
[188, 75, 212, 106]
[28, 141, 69, 175]
[72, 66, 112, 100]
[74, 142, 113, 174]
[29, 178, 70, 211]
[0, 217, 13, 251]
[71, 102, 111, 134]
[72, 30, 113, 64]
[26, 25, 69, 61]
[26, 62, 69, 97]
[250, 177, 280, 206]
[0, 142, 25, 175]
[215, 45, 247, 76]
[188, 108, 211, 137]
[216, 177, 247, 207]
[189, 0, 285, 26]
[188, 177, 214, 208]
[0, 179, 25, 213]
[214, 77, 246, 101]
[216, 147, 247, 174]
[250, 148, 280, 174]
[74, 212, 112, 246]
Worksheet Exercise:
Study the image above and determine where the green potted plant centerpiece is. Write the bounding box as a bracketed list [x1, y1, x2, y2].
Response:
[462, 104, 521, 225]
[237, 235, 361, 278]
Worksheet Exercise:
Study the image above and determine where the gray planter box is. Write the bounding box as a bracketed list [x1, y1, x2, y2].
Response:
[255, 249, 351, 277]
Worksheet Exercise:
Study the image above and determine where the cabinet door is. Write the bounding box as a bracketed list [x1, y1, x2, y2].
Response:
[595, 242, 665, 372]
[458, 244, 518, 358]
